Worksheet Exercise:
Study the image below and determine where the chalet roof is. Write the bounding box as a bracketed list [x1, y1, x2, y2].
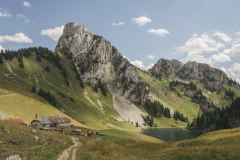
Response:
[32, 115, 71, 125]
[37, 116, 51, 125]
[48, 115, 71, 124]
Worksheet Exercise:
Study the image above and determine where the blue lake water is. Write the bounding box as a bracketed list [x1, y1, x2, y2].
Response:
[142, 128, 200, 142]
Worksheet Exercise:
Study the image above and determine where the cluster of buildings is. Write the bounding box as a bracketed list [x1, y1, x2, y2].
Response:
[3, 115, 71, 128]
[31, 115, 71, 127]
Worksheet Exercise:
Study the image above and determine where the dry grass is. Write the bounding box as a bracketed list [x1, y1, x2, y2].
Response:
[0, 121, 72, 160]
[74, 128, 240, 160]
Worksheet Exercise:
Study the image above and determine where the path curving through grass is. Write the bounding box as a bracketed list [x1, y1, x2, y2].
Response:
[57, 137, 80, 160]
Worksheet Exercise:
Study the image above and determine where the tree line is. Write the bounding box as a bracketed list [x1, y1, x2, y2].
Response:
[173, 110, 188, 122]
[32, 85, 58, 107]
[144, 99, 171, 118]
[142, 115, 155, 127]
[188, 97, 240, 133]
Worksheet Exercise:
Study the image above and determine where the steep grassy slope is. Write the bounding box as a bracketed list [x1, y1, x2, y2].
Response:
[138, 70, 240, 123]
[0, 88, 81, 126]
[1, 49, 239, 130]
[0, 51, 134, 130]
[138, 71, 200, 121]
[1, 49, 205, 130]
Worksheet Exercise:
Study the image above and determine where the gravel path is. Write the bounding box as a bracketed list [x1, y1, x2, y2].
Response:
[57, 137, 80, 160]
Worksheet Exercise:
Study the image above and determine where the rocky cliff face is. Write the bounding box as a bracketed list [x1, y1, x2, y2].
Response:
[56, 22, 149, 103]
[149, 58, 238, 91]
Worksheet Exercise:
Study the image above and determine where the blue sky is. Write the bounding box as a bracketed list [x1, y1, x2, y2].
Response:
[0, 0, 240, 82]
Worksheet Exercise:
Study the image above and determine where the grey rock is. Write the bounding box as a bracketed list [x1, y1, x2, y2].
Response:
[6, 154, 21, 160]
[56, 22, 149, 103]
[31, 129, 37, 134]
[33, 136, 39, 142]
[149, 59, 239, 92]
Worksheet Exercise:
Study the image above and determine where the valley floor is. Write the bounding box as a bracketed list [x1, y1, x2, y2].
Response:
[1, 121, 240, 160]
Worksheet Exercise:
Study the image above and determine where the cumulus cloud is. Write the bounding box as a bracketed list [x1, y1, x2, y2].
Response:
[130, 60, 145, 69]
[218, 43, 240, 57]
[123, 55, 130, 61]
[23, 1, 31, 8]
[147, 54, 156, 60]
[213, 31, 232, 43]
[112, 22, 124, 26]
[0, 9, 12, 17]
[130, 59, 154, 70]
[41, 25, 64, 41]
[0, 33, 33, 43]
[210, 53, 231, 63]
[147, 28, 170, 37]
[221, 63, 240, 83]
[0, 45, 5, 51]
[132, 16, 152, 26]
[235, 32, 240, 36]
[177, 32, 224, 56]
[17, 14, 30, 23]
[146, 63, 154, 70]
[177, 30, 240, 82]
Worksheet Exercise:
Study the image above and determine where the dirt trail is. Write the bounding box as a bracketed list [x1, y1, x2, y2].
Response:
[57, 137, 80, 160]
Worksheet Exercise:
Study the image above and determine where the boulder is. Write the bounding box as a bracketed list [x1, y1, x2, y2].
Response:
[6, 154, 21, 160]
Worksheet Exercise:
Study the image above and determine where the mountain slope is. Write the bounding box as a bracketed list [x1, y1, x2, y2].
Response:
[0, 48, 136, 130]
[0, 22, 239, 131]
[149, 58, 239, 92]
[56, 22, 149, 104]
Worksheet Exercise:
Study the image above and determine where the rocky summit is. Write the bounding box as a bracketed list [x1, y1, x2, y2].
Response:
[149, 58, 239, 91]
[56, 22, 149, 104]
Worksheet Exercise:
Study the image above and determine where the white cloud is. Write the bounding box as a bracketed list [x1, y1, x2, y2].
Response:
[0, 45, 5, 52]
[132, 16, 152, 26]
[0, 33, 33, 43]
[147, 28, 170, 37]
[123, 55, 130, 61]
[235, 32, 240, 36]
[221, 63, 240, 83]
[147, 54, 156, 60]
[219, 43, 240, 57]
[182, 54, 214, 66]
[210, 53, 231, 64]
[17, 14, 29, 23]
[177, 32, 224, 56]
[130, 60, 145, 69]
[213, 31, 232, 43]
[41, 25, 64, 41]
[0, 9, 11, 17]
[112, 22, 124, 26]
[146, 63, 154, 70]
[177, 30, 240, 83]
[23, 1, 31, 8]
[130, 59, 154, 70]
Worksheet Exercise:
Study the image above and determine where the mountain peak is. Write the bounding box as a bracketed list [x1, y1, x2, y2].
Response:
[55, 22, 149, 104]
[150, 58, 239, 91]
[62, 22, 90, 37]
[56, 23, 92, 56]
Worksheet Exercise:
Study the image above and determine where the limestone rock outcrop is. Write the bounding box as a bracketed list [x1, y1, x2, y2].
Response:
[149, 58, 239, 91]
[56, 22, 149, 103]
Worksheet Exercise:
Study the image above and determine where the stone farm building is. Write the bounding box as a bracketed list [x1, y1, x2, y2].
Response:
[31, 115, 71, 127]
